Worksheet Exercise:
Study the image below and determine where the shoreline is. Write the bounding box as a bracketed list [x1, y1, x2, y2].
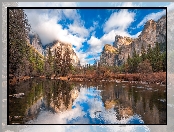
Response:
[68, 72, 166, 84]
[9, 72, 166, 86]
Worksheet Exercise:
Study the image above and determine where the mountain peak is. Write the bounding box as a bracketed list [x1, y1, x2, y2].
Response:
[114, 35, 133, 49]
[100, 15, 166, 66]
[103, 44, 118, 54]
[144, 19, 156, 31]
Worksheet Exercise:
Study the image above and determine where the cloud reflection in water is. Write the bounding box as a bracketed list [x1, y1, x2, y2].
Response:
[27, 87, 144, 124]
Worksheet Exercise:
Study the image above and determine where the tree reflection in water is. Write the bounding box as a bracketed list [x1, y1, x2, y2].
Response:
[8, 79, 166, 124]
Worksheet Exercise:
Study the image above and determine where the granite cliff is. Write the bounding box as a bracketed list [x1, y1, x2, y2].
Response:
[29, 33, 44, 55]
[100, 15, 166, 66]
[100, 44, 118, 66]
[45, 40, 80, 67]
[28, 33, 80, 67]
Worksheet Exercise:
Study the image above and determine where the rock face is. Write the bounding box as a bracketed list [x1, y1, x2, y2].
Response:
[29, 34, 44, 55]
[45, 40, 80, 66]
[100, 15, 166, 66]
[100, 44, 118, 66]
[113, 36, 133, 49]
[114, 36, 133, 66]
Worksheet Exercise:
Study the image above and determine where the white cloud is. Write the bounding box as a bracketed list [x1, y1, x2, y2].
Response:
[74, 49, 89, 65]
[68, 22, 89, 38]
[21, 7, 89, 55]
[63, 9, 79, 20]
[89, 21, 99, 33]
[87, 36, 103, 55]
[131, 31, 142, 38]
[137, 10, 166, 28]
[102, 29, 130, 43]
[25, 10, 86, 50]
[103, 9, 135, 33]
[58, 32, 86, 51]
[87, 36, 102, 47]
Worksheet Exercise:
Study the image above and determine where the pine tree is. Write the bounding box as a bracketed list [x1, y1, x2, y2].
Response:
[137, 60, 153, 73]
[53, 49, 56, 75]
[151, 42, 162, 72]
[45, 47, 53, 77]
[146, 44, 153, 61]
[129, 48, 140, 73]
[9, 9, 30, 76]
[62, 47, 72, 76]
[141, 44, 146, 61]
[54, 46, 62, 76]
[127, 54, 132, 73]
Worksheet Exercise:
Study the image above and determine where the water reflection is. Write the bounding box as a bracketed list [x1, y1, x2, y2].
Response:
[8, 79, 166, 124]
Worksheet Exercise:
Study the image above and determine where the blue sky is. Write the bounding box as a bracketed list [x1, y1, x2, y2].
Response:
[20, 2, 172, 65]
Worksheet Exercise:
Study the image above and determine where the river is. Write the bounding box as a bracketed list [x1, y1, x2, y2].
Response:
[8, 78, 166, 124]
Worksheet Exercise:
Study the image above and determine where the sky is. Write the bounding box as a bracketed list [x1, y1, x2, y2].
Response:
[18, 2, 173, 65]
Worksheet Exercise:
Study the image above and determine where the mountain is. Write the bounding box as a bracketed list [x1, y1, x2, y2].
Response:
[29, 33, 44, 55]
[45, 40, 80, 67]
[28, 33, 80, 67]
[100, 44, 118, 66]
[100, 15, 166, 66]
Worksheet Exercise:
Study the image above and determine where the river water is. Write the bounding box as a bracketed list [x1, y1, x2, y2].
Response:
[8, 78, 166, 124]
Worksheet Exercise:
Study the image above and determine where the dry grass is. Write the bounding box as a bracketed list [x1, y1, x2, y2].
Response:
[69, 72, 166, 84]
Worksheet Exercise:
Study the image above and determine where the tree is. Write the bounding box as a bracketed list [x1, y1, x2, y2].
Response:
[45, 47, 53, 77]
[162, 52, 166, 72]
[141, 44, 146, 61]
[143, 43, 166, 72]
[127, 48, 141, 73]
[127, 54, 132, 73]
[137, 60, 153, 73]
[53, 49, 57, 75]
[9, 9, 31, 76]
[62, 47, 72, 76]
[54, 46, 63, 76]
[146, 44, 153, 62]
[35, 54, 44, 76]
[149, 42, 163, 72]
[155, 42, 163, 72]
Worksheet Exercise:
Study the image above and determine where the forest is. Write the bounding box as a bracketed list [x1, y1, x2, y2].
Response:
[8, 9, 167, 85]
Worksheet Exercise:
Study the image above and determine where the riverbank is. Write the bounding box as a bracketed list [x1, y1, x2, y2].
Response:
[9, 74, 30, 86]
[67, 72, 166, 84]
[9, 72, 166, 86]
